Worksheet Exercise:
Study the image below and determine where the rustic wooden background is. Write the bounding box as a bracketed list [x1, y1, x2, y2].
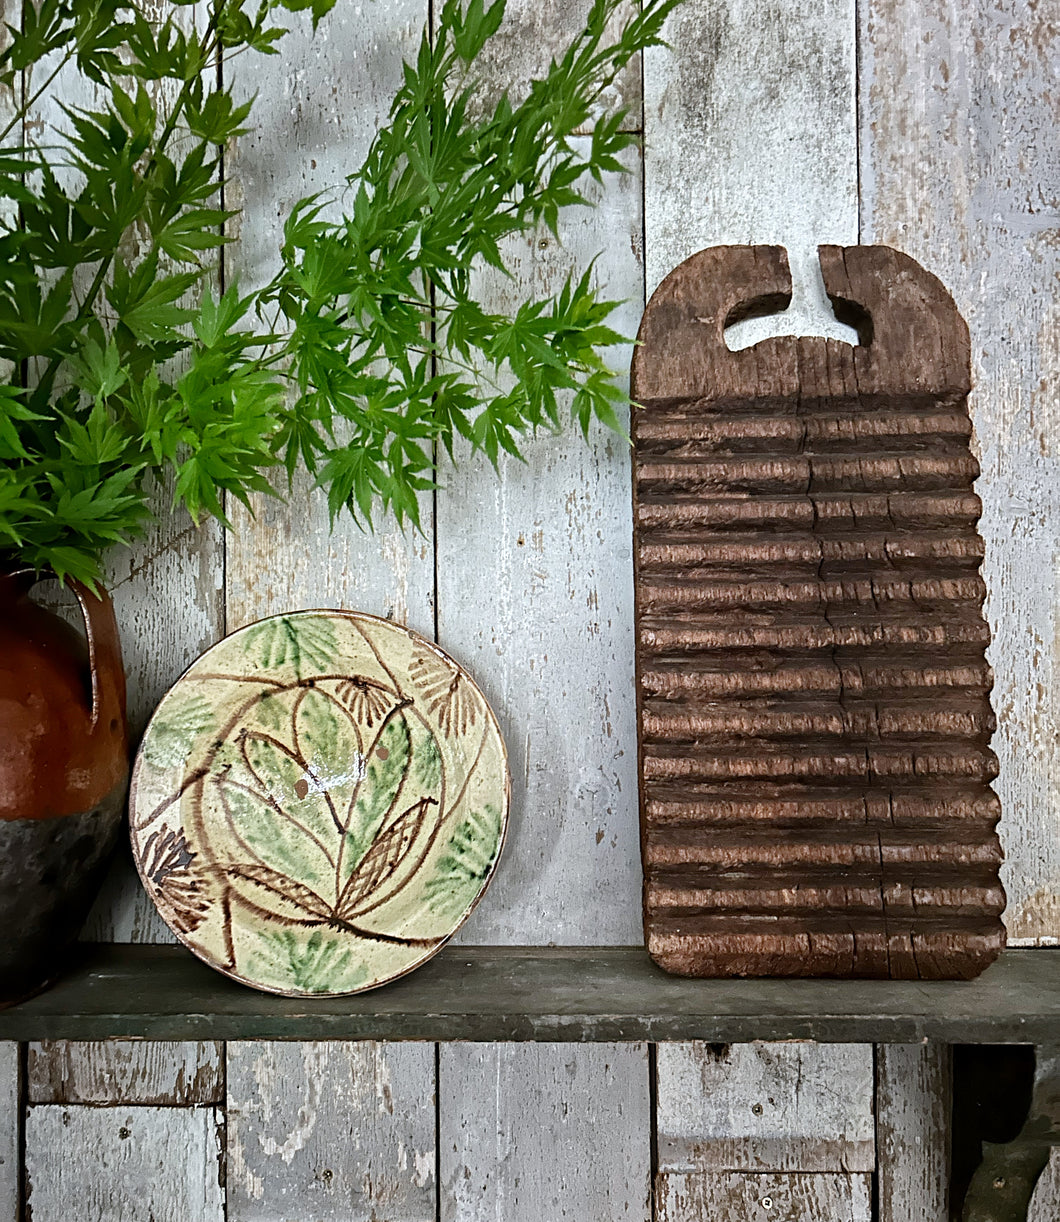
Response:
[2, 0, 1058, 1217]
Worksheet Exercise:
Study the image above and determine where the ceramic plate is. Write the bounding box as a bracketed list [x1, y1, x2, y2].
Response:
[129, 611, 510, 996]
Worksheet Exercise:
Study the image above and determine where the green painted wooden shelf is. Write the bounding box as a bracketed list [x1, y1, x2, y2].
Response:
[2, 945, 1058, 1043]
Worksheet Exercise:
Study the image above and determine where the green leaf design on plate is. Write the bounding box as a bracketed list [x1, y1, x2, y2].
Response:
[424, 804, 503, 918]
[243, 728, 338, 847]
[245, 928, 367, 993]
[215, 766, 335, 894]
[241, 615, 338, 677]
[293, 686, 363, 824]
[255, 689, 287, 732]
[412, 730, 442, 791]
[337, 795, 439, 921]
[340, 710, 412, 887]
[209, 688, 446, 923]
[143, 691, 215, 769]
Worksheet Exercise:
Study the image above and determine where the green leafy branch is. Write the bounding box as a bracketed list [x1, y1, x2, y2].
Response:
[0, 0, 682, 585]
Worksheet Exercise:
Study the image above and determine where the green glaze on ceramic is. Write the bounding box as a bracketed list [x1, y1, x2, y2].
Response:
[129, 611, 510, 997]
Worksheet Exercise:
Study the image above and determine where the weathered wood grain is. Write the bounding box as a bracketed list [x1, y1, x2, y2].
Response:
[224, 0, 435, 641]
[439, 1042, 651, 1221]
[84, 480, 224, 946]
[34, 506, 220, 941]
[0, 0, 20, 258]
[5, 945, 1059, 1045]
[219, 20, 443, 1216]
[0, 1044, 17, 1222]
[24, 1104, 224, 1222]
[655, 1170, 873, 1222]
[1030, 1151, 1060, 1222]
[876, 1043, 950, 1222]
[26, 1041, 222, 1105]
[446, 0, 641, 132]
[643, 0, 857, 340]
[438, 141, 643, 945]
[226, 1041, 435, 1222]
[656, 1041, 873, 1220]
[656, 1041, 874, 1173]
[861, 0, 1060, 943]
[9, 4, 1051, 1218]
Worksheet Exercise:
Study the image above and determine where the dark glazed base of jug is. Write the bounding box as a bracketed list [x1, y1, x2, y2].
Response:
[0, 782, 126, 1008]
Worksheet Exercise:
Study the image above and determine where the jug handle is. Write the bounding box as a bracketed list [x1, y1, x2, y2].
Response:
[69, 579, 126, 733]
[3, 567, 127, 733]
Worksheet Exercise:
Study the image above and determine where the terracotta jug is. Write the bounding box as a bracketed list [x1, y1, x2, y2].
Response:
[0, 569, 128, 1005]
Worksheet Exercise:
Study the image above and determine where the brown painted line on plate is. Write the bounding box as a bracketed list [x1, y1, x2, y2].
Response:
[337, 796, 439, 920]
[329, 694, 413, 906]
[349, 615, 406, 696]
[190, 672, 288, 687]
[131, 765, 210, 835]
[334, 699, 452, 924]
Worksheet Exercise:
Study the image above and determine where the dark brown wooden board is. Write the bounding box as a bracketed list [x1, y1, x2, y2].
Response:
[1, 945, 1057, 1043]
[631, 244, 1005, 980]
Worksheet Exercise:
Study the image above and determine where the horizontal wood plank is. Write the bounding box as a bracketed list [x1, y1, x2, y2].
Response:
[2, 945, 1057, 1043]
[656, 1171, 873, 1222]
[26, 1040, 222, 1105]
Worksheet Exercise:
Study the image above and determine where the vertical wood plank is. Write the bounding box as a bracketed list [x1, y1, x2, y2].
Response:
[0, 17, 22, 1141]
[81, 490, 224, 943]
[656, 1042, 875, 1173]
[454, 0, 641, 131]
[27, 1041, 222, 1106]
[0, 1044, 17, 1222]
[26, 1, 225, 944]
[0, 0, 20, 267]
[655, 1042, 873, 1222]
[223, 0, 434, 639]
[439, 1042, 651, 1221]
[643, 5, 872, 1213]
[876, 1044, 950, 1222]
[861, 0, 1060, 941]
[643, 0, 858, 335]
[220, 15, 440, 1215]
[432, 18, 654, 1213]
[437, 142, 643, 946]
[24, 1105, 224, 1222]
[226, 1041, 434, 1222]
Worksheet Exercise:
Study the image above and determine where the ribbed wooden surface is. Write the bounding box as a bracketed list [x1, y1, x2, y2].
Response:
[632, 244, 1005, 979]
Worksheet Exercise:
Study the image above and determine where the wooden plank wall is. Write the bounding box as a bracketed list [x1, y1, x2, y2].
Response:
[655, 1043, 876, 1220]
[860, 0, 1060, 945]
[6, 0, 1057, 1218]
